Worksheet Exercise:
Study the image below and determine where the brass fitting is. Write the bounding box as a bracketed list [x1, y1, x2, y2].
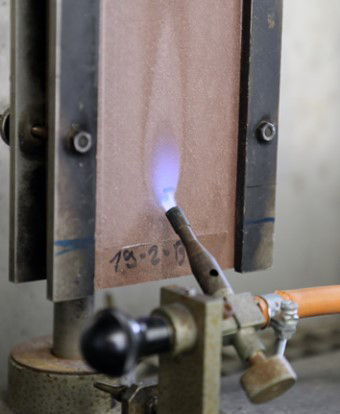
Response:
[152, 303, 197, 356]
[240, 351, 297, 404]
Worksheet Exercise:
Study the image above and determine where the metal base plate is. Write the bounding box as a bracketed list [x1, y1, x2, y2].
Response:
[7, 337, 116, 414]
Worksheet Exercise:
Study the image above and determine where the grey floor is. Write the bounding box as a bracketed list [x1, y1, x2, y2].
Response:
[220, 350, 340, 414]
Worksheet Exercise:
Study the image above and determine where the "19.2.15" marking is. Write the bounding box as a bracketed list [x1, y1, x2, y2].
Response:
[110, 241, 186, 273]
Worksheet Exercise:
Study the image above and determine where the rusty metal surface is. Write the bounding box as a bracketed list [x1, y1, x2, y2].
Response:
[47, 0, 100, 301]
[235, 0, 283, 272]
[9, 0, 47, 283]
[11, 336, 94, 374]
[95, 0, 242, 289]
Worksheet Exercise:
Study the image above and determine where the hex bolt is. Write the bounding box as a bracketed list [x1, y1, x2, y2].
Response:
[72, 131, 92, 154]
[0, 108, 10, 146]
[257, 121, 276, 143]
[31, 125, 48, 140]
[184, 287, 197, 297]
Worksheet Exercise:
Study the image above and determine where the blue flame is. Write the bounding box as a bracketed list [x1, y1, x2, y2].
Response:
[151, 135, 180, 211]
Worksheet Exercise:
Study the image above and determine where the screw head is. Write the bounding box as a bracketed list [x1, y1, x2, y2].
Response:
[257, 121, 276, 143]
[72, 131, 92, 153]
[0, 108, 10, 146]
[184, 287, 197, 297]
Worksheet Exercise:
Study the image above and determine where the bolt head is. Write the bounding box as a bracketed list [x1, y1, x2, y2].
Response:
[72, 131, 92, 153]
[257, 121, 276, 142]
[0, 108, 10, 146]
[184, 287, 197, 297]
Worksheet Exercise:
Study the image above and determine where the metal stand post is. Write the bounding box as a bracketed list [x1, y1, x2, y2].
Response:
[7, 295, 117, 414]
[53, 296, 94, 359]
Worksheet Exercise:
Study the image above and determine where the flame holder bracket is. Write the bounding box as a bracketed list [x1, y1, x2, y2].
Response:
[157, 286, 224, 414]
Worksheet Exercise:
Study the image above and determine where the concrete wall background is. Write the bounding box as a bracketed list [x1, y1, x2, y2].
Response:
[1, 0, 340, 391]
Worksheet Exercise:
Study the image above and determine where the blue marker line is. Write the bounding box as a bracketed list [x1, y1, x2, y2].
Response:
[245, 217, 275, 226]
[54, 237, 94, 256]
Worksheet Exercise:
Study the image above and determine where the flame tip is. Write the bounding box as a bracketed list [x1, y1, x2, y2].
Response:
[150, 132, 180, 210]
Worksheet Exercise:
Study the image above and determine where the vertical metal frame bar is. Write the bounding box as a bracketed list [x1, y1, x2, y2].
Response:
[235, 0, 283, 272]
[9, 0, 47, 282]
[47, 0, 99, 301]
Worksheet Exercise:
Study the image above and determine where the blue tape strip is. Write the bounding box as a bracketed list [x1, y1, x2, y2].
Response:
[244, 217, 275, 226]
[54, 237, 94, 256]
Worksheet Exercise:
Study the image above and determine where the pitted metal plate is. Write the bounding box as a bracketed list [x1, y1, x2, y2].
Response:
[8, 359, 116, 414]
[8, 336, 117, 414]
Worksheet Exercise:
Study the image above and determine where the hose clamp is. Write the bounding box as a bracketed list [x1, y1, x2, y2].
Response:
[260, 294, 299, 356]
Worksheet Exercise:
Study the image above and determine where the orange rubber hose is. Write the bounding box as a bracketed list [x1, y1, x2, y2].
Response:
[255, 285, 340, 327]
[255, 296, 271, 327]
[275, 285, 340, 318]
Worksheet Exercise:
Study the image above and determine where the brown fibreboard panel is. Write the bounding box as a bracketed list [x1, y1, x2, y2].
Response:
[95, 1, 241, 289]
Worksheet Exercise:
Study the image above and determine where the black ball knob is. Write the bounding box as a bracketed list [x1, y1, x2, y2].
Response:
[81, 309, 172, 377]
